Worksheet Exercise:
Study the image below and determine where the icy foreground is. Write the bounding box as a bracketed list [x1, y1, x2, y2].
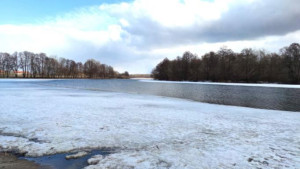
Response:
[0, 81, 299, 169]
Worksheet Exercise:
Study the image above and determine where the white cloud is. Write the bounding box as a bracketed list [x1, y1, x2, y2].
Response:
[0, 0, 299, 73]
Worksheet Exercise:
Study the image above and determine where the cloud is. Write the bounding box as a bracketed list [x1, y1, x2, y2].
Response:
[0, 0, 299, 73]
[110, 0, 300, 48]
[203, 0, 300, 42]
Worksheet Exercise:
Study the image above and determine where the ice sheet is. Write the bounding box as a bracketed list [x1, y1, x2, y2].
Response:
[0, 80, 299, 168]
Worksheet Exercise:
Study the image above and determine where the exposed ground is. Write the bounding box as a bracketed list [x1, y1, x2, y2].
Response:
[0, 153, 48, 169]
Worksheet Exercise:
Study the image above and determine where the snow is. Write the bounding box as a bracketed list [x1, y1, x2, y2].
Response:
[66, 152, 88, 160]
[130, 78, 153, 80]
[0, 80, 299, 169]
[0, 79, 55, 82]
[140, 79, 300, 89]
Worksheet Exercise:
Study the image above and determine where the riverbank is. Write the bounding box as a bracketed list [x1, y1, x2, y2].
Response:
[0, 153, 45, 169]
[0, 80, 299, 168]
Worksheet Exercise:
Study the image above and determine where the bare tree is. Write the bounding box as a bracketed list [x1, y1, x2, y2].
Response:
[84, 59, 100, 78]
[281, 43, 300, 84]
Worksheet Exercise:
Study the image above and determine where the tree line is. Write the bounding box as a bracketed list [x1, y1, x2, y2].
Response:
[152, 43, 300, 84]
[0, 51, 129, 79]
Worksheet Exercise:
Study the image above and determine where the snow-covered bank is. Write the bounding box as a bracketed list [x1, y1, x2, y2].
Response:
[0, 81, 299, 169]
[130, 78, 153, 80]
[140, 79, 300, 89]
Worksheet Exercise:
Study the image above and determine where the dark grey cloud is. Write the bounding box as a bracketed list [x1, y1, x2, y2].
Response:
[121, 0, 300, 49]
[203, 0, 300, 41]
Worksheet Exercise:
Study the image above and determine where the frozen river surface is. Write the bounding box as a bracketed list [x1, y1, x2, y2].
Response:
[0, 80, 299, 168]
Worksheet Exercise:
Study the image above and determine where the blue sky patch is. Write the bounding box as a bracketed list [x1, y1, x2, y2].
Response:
[0, 0, 132, 24]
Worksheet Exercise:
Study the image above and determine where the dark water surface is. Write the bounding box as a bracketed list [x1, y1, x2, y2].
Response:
[33, 79, 300, 112]
[20, 149, 112, 169]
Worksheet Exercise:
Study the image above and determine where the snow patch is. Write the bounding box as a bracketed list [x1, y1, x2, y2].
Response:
[65, 151, 88, 160]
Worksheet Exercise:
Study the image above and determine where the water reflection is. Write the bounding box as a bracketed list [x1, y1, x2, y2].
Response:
[35, 79, 300, 112]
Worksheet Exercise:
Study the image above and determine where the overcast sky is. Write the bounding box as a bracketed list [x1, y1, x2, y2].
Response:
[0, 0, 299, 73]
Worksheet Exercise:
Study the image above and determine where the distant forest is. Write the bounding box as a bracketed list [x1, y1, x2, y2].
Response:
[0, 51, 129, 79]
[152, 43, 300, 84]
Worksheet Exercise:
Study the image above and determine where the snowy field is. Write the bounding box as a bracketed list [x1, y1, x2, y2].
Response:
[0, 80, 299, 169]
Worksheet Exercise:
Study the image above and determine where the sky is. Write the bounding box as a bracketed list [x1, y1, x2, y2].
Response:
[0, 0, 299, 73]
